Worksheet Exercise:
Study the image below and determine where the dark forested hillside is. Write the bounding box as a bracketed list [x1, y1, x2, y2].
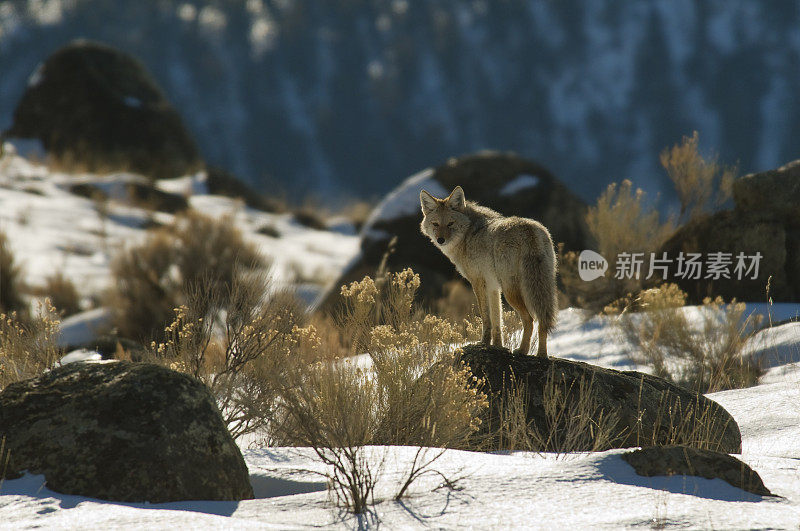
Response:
[1, 1, 797, 202]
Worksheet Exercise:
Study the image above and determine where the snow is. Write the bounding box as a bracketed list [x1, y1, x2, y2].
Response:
[122, 96, 142, 108]
[0, 145, 359, 304]
[498, 174, 540, 196]
[57, 308, 112, 348]
[4, 437, 800, 528]
[2, 317, 800, 528]
[154, 172, 209, 196]
[2, 148, 800, 528]
[59, 349, 102, 365]
[360, 168, 447, 241]
[2, 138, 46, 160]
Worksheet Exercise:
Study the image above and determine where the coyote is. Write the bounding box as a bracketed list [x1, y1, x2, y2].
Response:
[420, 186, 557, 357]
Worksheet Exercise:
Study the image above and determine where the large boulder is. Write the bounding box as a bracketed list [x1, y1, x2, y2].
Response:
[0, 361, 253, 502]
[659, 210, 794, 302]
[316, 151, 589, 311]
[459, 345, 741, 453]
[660, 160, 800, 303]
[4, 40, 202, 179]
[733, 159, 800, 219]
[622, 445, 772, 497]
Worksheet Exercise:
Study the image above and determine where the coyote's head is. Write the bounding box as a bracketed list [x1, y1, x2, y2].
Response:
[419, 186, 469, 249]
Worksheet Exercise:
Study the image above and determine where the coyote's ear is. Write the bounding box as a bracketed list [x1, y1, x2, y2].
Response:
[420, 190, 438, 214]
[446, 186, 466, 211]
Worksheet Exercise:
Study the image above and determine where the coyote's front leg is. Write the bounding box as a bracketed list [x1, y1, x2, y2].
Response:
[471, 279, 492, 345]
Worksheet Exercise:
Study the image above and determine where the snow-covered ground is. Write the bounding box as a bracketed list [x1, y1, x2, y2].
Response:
[0, 144, 360, 310]
[2, 148, 800, 528]
[3, 311, 799, 529]
[2, 358, 799, 529]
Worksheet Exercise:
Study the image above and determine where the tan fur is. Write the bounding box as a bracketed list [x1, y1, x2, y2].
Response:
[420, 186, 558, 357]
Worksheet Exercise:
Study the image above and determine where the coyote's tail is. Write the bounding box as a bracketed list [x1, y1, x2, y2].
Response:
[523, 250, 558, 334]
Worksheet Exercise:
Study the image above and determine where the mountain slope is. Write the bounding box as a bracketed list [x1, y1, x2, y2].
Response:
[1, 2, 798, 202]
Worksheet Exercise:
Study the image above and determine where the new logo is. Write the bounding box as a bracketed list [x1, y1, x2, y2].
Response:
[578, 250, 608, 281]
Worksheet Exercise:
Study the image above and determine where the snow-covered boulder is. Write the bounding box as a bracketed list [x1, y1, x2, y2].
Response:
[0, 361, 253, 502]
[316, 151, 589, 311]
[459, 344, 742, 453]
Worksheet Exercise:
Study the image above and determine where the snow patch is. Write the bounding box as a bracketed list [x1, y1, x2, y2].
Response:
[122, 95, 142, 108]
[27, 62, 44, 87]
[742, 321, 800, 369]
[3, 138, 46, 160]
[57, 308, 112, 348]
[59, 349, 102, 365]
[155, 172, 209, 196]
[360, 168, 446, 240]
[499, 174, 540, 196]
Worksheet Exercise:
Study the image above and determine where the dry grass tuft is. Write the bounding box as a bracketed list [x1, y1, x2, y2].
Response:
[0, 231, 24, 315]
[489, 371, 623, 454]
[0, 300, 62, 389]
[107, 211, 266, 341]
[608, 283, 763, 393]
[43, 273, 82, 317]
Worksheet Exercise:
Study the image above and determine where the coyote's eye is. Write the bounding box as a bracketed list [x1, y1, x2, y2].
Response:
[432, 222, 439, 227]
[447, 222, 454, 227]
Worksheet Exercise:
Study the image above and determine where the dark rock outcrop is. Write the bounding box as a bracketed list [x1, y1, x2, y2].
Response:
[68, 182, 189, 214]
[0, 361, 253, 502]
[317, 152, 589, 311]
[622, 445, 772, 497]
[459, 344, 741, 453]
[660, 160, 800, 303]
[733, 160, 800, 219]
[205, 166, 283, 213]
[5, 40, 202, 180]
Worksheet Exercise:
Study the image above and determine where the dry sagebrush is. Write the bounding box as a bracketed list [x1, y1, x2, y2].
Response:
[107, 211, 266, 342]
[561, 133, 735, 312]
[608, 283, 763, 393]
[660, 131, 735, 224]
[149, 273, 304, 439]
[272, 269, 487, 512]
[560, 180, 674, 312]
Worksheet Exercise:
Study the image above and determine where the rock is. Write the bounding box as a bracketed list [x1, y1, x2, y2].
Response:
[0, 361, 253, 502]
[659, 210, 798, 304]
[205, 166, 284, 213]
[68, 182, 189, 214]
[4, 40, 202, 179]
[621, 446, 772, 497]
[316, 151, 589, 311]
[733, 160, 800, 219]
[658, 160, 800, 303]
[459, 344, 741, 453]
